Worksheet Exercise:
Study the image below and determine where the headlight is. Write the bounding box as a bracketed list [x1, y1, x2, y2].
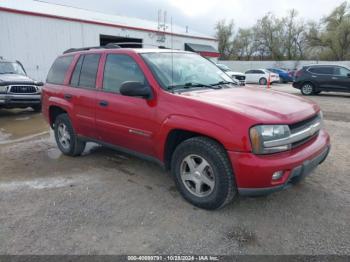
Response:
[36, 85, 42, 93]
[0, 86, 8, 93]
[250, 125, 291, 154]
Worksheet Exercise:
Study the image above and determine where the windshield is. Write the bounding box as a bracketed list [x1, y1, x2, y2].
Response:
[0, 62, 26, 75]
[217, 64, 231, 72]
[141, 52, 233, 90]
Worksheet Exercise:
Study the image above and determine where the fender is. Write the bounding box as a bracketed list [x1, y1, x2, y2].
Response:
[154, 114, 250, 162]
[47, 96, 75, 127]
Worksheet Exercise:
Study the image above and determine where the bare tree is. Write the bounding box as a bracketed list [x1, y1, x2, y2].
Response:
[215, 19, 235, 59]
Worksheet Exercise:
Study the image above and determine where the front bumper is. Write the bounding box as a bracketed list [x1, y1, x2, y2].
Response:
[228, 129, 330, 196]
[0, 94, 41, 107]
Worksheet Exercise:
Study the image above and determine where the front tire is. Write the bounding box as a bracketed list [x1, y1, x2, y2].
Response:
[301, 83, 315, 95]
[171, 137, 236, 210]
[54, 114, 86, 156]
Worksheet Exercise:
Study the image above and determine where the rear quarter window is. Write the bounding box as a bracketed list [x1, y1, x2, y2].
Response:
[46, 55, 74, 85]
[309, 67, 333, 75]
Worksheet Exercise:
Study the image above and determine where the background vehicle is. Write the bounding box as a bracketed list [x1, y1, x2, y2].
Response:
[42, 46, 330, 210]
[0, 57, 43, 111]
[216, 63, 246, 85]
[267, 68, 294, 83]
[293, 64, 350, 95]
[245, 69, 280, 85]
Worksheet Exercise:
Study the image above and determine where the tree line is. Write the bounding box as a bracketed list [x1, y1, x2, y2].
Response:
[215, 1, 350, 61]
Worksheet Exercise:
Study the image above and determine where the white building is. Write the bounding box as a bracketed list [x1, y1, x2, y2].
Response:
[0, 0, 219, 81]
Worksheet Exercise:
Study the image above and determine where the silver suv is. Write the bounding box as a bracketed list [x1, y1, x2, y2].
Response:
[0, 57, 43, 111]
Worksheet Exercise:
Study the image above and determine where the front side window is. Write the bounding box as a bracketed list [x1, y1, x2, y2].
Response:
[0, 62, 26, 75]
[141, 52, 233, 90]
[103, 54, 145, 93]
[334, 66, 350, 76]
[47, 55, 74, 84]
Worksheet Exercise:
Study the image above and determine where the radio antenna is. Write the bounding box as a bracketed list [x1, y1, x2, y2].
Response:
[171, 16, 174, 89]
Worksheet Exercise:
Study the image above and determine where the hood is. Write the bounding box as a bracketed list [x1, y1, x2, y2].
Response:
[180, 86, 319, 124]
[0, 74, 36, 85]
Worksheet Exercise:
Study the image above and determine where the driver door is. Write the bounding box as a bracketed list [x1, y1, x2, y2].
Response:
[95, 53, 158, 157]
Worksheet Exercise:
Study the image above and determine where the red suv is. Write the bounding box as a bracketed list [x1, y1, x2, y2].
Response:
[42, 46, 330, 210]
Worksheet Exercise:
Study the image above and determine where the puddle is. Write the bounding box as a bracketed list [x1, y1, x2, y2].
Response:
[0, 176, 82, 191]
[0, 109, 49, 143]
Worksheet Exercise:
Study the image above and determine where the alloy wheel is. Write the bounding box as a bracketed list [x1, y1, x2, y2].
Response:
[180, 154, 215, 197]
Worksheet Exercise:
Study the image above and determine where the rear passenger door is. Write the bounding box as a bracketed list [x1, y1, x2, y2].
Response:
[95, 53, 158, 157]
[65, 53, 101, 139]
[308, 66, 334, 90]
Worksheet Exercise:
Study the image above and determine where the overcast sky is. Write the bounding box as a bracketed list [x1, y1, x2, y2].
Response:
[43, 0, 346, 36]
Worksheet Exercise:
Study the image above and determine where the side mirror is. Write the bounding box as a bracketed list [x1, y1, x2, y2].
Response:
[120, 81, 151, 99]
[347, 73, 350, 78]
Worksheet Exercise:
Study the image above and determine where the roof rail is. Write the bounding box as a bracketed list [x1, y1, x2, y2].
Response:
[63, 42, 173, 54]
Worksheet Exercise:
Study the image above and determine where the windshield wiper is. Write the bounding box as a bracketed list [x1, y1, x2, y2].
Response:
[0, 72, 15, 74]
[168, 82, 222, 90]
[210, 81, 235, 86]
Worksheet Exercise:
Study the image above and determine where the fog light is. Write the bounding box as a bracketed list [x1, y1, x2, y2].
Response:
[272, 171, 284, 180]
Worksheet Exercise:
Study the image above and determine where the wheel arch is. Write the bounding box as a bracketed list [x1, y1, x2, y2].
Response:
[48, 105, 70, 128]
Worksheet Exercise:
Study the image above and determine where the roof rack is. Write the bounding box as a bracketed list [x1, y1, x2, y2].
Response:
[63, 42, 171, 54]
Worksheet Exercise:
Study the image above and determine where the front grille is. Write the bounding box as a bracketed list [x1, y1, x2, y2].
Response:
[235, 75, 246, 81]
[9, 85, 37, 94]
[289, 114, 321, 148]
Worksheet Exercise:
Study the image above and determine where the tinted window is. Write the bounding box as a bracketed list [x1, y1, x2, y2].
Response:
[78, 54, 100, 88]
[254, 70, 264, 74]
[334, 66, 350, 76]
[47, 55, 74, 84]
[103, 54, 145, 93]
[70, 55, 84, 86]
[245, 70, 253, 74]
[309, 67, 333, 75]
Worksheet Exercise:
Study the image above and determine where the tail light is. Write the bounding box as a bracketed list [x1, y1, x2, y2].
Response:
[295, 70, 303, 78]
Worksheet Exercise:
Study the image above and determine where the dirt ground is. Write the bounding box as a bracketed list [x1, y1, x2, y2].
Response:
[0, 84, 349, 255]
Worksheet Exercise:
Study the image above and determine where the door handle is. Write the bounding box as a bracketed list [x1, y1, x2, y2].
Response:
[64, 94, 72, 100]
[332, 77, 338, 80]
[99, 100, 109, 107]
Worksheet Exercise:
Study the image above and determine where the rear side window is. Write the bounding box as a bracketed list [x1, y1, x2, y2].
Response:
[76, 54, 100, 88]
[70, 55, 84, 86]
[103, 54, 145, 93]
[47, 55, 74, 84]
[309, 67, 333, 75]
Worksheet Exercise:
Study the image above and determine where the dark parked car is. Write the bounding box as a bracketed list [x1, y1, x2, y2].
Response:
[267, 68, 294, 83]
[0, 57, 43, 111]
[293, 64, 350, 95]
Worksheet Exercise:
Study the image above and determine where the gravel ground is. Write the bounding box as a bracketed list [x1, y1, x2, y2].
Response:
[0, 84, 349, 255]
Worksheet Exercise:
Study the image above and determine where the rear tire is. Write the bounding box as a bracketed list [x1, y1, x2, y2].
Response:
[171, 137, 236, 210]
[301, 83, 315, 95]
[259, 78, 267, 85]
[54, 114, 86, 156]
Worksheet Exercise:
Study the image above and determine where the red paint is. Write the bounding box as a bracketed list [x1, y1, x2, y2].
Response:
[42, 48, 330, 191]
[198, 51, 220, 58]
[0, 7, 217, 42]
